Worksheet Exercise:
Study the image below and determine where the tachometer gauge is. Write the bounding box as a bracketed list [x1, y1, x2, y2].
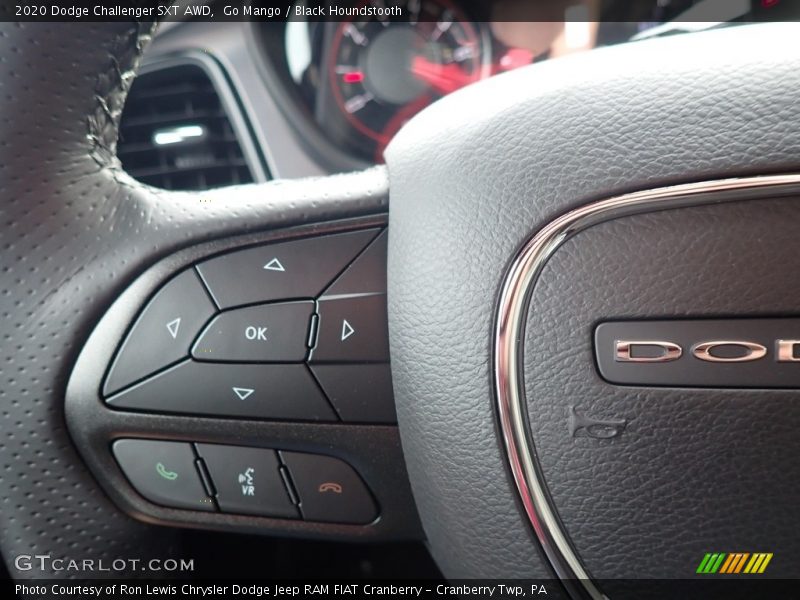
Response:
[328, 0, 491, 159]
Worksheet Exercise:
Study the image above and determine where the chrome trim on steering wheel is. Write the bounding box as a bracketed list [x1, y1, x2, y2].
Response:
[494, 173, 800, 600]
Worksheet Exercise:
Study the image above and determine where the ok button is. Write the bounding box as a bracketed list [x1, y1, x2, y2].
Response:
[192, 301, 313, 362]
[245, 326, 268, 341]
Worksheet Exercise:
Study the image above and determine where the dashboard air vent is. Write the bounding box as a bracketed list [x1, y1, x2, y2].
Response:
[118, 63, 256, 191]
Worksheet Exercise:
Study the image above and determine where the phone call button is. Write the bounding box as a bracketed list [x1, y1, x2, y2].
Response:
[112, 439, 214, 512]
[280, 451, 377, 524]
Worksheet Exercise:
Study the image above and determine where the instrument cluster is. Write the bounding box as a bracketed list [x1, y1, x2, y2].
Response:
[283, 1, 620, 163]
[280, 0, 758, 164]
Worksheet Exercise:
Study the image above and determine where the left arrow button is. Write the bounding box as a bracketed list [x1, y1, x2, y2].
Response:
[103, 269, 216, 396]
[166, 318, 181, 339]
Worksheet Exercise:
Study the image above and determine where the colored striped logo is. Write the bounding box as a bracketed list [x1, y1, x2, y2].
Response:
[696, 552, 773, 574]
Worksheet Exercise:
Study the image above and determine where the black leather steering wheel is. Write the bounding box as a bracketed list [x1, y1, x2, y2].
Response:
[3, 20, 800, 597]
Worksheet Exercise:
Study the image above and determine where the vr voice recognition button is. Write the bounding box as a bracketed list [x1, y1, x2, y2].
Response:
[196, 444, 298, 518]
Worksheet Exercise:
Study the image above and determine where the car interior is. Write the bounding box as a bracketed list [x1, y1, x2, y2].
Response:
[2, 0, 800, 598]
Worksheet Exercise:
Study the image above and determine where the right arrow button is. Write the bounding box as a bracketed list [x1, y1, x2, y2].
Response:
[340, 319, 355, 341]
[310, 294, 389, 363]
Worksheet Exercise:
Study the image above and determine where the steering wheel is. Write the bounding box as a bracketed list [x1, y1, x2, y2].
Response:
[3, 20, 800, 598]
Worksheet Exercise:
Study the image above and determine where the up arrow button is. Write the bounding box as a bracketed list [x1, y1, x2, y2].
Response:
[195, 229, 379, 309]
[263, 258, 285, 272]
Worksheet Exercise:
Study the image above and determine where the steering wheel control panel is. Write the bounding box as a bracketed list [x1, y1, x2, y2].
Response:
[66, 218, 422, 541]
[113, 439, 377, 524]
[103, 227, 393, 423]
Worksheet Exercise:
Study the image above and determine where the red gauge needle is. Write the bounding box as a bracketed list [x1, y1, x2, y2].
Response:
[410, 56, 474, 95]
[342, 71, 365, 84]
[411, 50, 533, 95]
[497, 48, 534, 71]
